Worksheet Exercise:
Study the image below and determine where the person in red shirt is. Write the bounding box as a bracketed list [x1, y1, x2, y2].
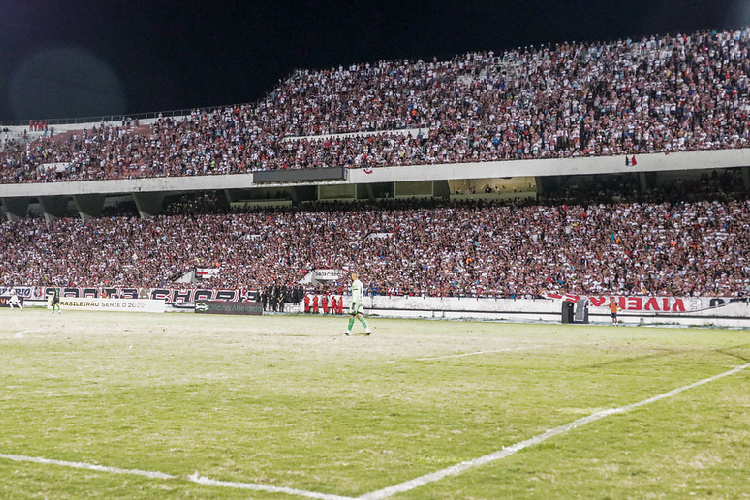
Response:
[321, 294, 329, 314]
[303, 294, 310, 314]
[331, 296, 339, 315]
[312, 295, 319, 314]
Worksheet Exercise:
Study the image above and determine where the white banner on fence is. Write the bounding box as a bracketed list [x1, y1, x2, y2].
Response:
[55, 298, 166, 313]
[312, 269, 345, 281]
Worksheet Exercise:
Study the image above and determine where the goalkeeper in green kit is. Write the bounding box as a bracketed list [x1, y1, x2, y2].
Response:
[345, 271, 371, 336]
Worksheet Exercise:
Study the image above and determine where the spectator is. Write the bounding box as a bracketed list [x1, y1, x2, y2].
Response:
[0, 197, 748, 298]
[3, 28, 750, 182]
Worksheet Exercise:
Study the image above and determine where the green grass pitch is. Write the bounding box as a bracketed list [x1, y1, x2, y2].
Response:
[1, 309, 748, 499]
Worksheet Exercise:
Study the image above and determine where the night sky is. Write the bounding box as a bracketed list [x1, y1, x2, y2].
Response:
[0, 0, 745, 122]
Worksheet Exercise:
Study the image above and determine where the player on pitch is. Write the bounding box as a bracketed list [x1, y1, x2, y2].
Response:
[50, 286, 61, 314]
[8, 289, 23, 310]
[345, 271, 371, 336]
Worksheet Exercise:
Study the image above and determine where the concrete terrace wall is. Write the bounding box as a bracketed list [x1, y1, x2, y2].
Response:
[2, 148, 750, 199]
[349, 148, 750, 183]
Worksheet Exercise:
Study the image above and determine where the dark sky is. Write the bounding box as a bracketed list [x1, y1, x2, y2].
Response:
[0, 0, 745, 122]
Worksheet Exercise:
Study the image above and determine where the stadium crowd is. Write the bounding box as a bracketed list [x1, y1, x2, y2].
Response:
[2, 27, 750, 299]
[1, 197, 748, 298]
[2, 28, 750, 182]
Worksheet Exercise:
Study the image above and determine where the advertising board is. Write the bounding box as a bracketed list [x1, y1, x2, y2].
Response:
[56, 298, 166, 313]
[194, 301, 263, 315]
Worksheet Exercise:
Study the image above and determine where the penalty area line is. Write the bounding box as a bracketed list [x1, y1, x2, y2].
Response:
[389, 341, 603, 364]
[0, 453, 175, 480]
[358, 362, 750, 499]
[189, 473, 355, 500]
[0, 454, 354, 500]
[414, 347, 529, 362]
[386, 347, 533, 364]
[6, 330, 48, 338]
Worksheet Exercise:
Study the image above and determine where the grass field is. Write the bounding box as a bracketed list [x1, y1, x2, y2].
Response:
[1, 309, 748, 499]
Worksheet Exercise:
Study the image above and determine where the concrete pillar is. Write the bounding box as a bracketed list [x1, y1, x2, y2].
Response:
[358, 183, 376, 200]
[534, 177, 544, 195]
[536, 175, 560, 194]
[74, 194, 106, 220]
[39, 196, 69, 222]
[133, 192, 165, 217]
[433, 180, 450, 198]
[639, 171, 657, 193]
[224, 189, 242, 204]
[2, 197, 29, 221]
[289, 186, 300, 204]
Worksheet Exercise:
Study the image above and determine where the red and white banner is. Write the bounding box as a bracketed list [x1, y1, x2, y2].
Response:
[544, 293, 746, 314]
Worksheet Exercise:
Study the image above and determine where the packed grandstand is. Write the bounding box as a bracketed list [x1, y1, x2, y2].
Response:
[1, 28, 750, 299]
[2, 28, 750, 182]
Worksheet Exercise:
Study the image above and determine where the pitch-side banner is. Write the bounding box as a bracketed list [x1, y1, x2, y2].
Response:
[19, 287, 259, 304]
[56, 297, 166, 313]
[0, 286, 37, 299]
[544, 293, 746, 313]
[0, 297, 23, 308]
[194, 301, 263, 315]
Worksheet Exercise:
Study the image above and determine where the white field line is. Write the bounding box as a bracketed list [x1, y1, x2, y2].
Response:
[1, 362, 747, 499]
[386, 346, 538, 364]
[414, 347, 530, 362]
[5, 330, 47, 338]
[391, 341, 602, 363]
[0, 454, 354, 500]
[358, 362, 750, 499]
[188, 473, 355, 500]
[0, 453, 175, 480]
